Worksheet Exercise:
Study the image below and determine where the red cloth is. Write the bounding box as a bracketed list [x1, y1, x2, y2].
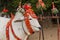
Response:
[24, 4, 38, 34]
[23, 4, 32, 10]
[24, 8, 38, 34]
[6, 14, 21, 40]
[24, 4, 38, 19]
[26, 9, 38, 19]
[2, 8, 8, 13]
[24, 11, 34, 34]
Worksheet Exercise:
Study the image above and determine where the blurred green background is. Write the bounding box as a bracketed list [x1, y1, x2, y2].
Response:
[0, 0, 60, 15]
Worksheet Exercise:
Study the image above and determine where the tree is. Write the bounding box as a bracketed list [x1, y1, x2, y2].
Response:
[0, 0, 60, 15]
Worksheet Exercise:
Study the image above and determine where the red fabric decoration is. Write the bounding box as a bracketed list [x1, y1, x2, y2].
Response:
[24, 12, 34, 34]
[26, 9, 38, 19]
[24, 8, 38, 34]
[23, 4, 32, 10]
[2, 8, 8, 13]
[6, 13, 21, 40]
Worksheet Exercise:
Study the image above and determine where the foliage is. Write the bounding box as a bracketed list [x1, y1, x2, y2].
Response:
[0, 0, 60, 15]
[52, 8, 59, 14]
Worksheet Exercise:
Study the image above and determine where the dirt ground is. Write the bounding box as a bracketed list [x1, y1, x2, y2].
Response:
[28, 24, 59, 40]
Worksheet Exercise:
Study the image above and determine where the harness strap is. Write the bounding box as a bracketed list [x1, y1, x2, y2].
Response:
[6, 22, 10, 40]
[11, 25, 21, 40]
[24, 13, 34, 34]
[6, 13, 21, 40]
